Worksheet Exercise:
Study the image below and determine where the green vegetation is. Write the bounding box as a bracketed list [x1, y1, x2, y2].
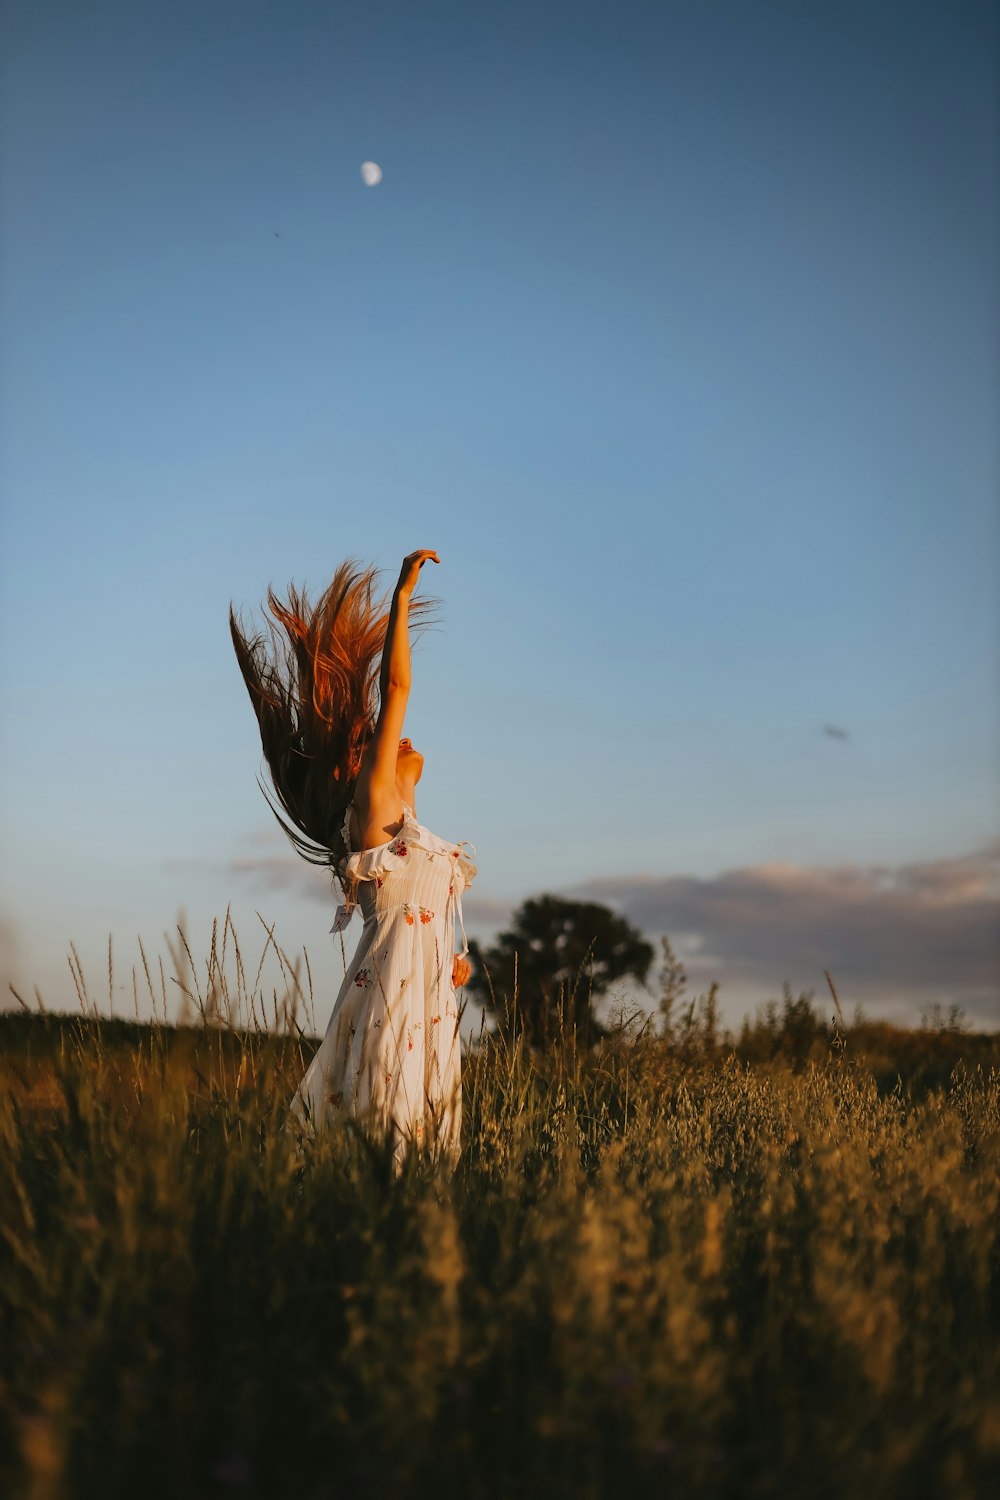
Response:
[1, 918, 998, 1499]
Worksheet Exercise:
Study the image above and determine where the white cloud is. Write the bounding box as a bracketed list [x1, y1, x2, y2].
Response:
[564, 838, 1000, 1025]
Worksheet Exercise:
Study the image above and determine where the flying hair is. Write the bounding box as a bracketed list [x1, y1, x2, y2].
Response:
[228, 557, 440, 903]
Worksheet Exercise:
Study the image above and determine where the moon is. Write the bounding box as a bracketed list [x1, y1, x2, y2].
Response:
[360, 161, 383, 187]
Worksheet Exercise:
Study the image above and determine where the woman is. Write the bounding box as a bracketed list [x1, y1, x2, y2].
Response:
[229, 548, 478, 1171]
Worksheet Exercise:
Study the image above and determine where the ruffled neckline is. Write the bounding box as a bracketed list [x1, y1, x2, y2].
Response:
[331, 798, 477, 941]
[339, 798, 477, 884]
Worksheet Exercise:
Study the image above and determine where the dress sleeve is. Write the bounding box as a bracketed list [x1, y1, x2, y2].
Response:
[329, 823, 412, 938]
[454, 841, 477, 892]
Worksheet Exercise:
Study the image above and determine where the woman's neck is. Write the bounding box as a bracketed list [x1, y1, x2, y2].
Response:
[396, 777, 417, 811]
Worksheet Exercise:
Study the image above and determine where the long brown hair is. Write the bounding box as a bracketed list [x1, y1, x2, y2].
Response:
[229, 558, 438, 894]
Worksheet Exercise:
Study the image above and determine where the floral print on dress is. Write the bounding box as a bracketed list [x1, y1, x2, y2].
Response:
[289, 799, 476, 1174]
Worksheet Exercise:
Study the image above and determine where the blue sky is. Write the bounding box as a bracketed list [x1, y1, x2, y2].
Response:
[1, 0, 997, 1034]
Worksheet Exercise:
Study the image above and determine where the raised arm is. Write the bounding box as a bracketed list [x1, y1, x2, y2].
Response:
[358, 550, 439, 800]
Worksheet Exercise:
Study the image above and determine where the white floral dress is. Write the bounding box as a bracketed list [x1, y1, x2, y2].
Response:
[286, 798, 477, 1171]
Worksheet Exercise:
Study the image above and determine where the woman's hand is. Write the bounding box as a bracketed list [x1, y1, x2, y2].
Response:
[397, 549, 440, 596]
[452, 954, 472, 989]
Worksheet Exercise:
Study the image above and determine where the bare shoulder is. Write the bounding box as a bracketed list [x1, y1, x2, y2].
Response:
[350, 768, 405, 851]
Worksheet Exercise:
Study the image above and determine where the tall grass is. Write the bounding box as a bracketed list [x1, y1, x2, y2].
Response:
[2, 915, 998, 1499]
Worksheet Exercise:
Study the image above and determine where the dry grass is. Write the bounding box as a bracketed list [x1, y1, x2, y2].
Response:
[1, 915, 998, 1499]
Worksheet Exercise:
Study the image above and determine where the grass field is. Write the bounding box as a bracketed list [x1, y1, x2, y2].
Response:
[2, 928, 998, 1499]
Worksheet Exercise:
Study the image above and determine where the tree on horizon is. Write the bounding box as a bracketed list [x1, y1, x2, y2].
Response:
[465, 894, 655, 1047]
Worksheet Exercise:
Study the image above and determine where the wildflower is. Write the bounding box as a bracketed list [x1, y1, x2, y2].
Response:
[354, 968, 370, 987]
[420, 906, 434, 923]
